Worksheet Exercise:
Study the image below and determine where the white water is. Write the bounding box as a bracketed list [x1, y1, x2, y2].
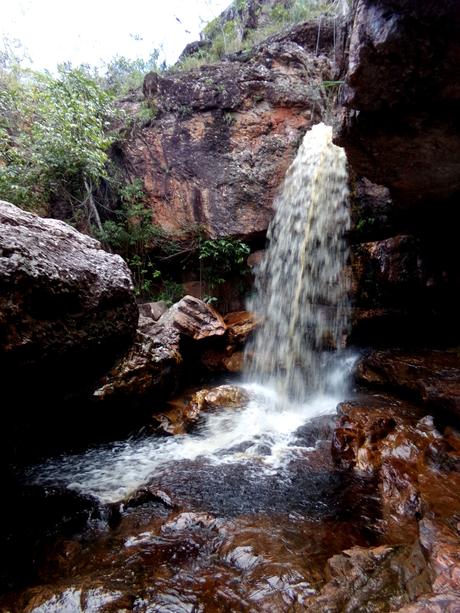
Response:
[28, 123, 353, 504]
[247, 123, 350, 401]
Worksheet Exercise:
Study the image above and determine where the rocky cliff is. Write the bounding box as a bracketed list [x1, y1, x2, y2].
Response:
[337, 0, 460, 345]
[116, 20, 338, 241]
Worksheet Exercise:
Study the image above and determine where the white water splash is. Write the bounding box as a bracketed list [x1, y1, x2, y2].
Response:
[27, 360, 356, 504]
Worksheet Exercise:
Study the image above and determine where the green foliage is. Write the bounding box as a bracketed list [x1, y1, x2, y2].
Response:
[174, 0, 344, 73]
[101, 51, 162, 96]
[0, 63, 117, 218]
[154, 279, 185, 306]
[199, 237, 250, 289]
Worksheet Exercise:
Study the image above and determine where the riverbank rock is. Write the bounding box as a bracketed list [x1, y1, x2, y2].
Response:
[93, 325, 182, 409]
[0, 200, 138, 382]
[356, 350, 460, 419]
[93, 297, 235, 410]
[330, 390, 460, 609]
[152, 384, 250, 436]
[190, 385, 250, 413]
[158, 295, 226, 340]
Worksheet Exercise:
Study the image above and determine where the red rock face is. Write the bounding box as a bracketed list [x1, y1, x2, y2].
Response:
[118, 34, 333, 240]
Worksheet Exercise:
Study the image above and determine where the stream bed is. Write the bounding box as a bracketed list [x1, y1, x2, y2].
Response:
[0, 379, 388, 612]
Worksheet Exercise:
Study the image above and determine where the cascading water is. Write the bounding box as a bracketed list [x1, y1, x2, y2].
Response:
[247, 122, 350, 401]
[25, 122, 354, 505]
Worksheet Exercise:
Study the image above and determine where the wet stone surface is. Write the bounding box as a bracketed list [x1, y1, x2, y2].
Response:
[3, 387, 460, 611]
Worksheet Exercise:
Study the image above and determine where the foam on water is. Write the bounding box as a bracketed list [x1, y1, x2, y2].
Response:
[27, 355, 356, 503]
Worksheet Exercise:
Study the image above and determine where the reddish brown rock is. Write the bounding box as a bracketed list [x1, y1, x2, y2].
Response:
[119, 29, 333, 240]
[93, 325, 182, 408]
[158, 295, 226, 340]
[356, 350, 460, 418]
[306, 542, 431, 612]
[419, 518, 460, 596]
[224, 311, 260, 346]
[201, 348, 244, 373]
[189, 384, 249, 415]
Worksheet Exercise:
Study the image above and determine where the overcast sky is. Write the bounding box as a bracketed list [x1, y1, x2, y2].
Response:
[1, 0, 230, 70]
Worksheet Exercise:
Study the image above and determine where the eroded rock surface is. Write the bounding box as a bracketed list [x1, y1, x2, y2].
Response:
[356, 350, 460, 418]
[158, 295, 226, 340]
[119, 28, 333, 240]
[0, 200, 138, 380]
[336, 0, 460, 206]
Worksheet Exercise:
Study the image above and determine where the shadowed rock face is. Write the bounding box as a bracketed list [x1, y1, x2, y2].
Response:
[0, 200, 138, 382]
[0, 200, 139, 462]
[118, 32, 333, 240]
[335, 0, 460, 206]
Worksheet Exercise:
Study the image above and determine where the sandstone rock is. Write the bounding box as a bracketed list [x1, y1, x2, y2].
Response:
[356, 350, 460, 418]
[332, 396, 423, 472]
[201, 348, 245, 373]
[224, 311, 260, 346]
[189, 385, 250, 415]
[306, 542, 431, 612]
[93, 325, 182, 408]
[158, 295, 226, 340]
[0, 200, 138, 380]
[151, 396, 202, 436]
[119, 30, 333, 240]
[419, 518, 460, 596]
[138, 300, 169, 321]
[395, 593, 460, 613]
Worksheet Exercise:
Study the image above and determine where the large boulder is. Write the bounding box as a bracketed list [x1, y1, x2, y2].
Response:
[117, 27, 334, 240]
[0, 200, 138, 387]
[336, 0, 460, 206]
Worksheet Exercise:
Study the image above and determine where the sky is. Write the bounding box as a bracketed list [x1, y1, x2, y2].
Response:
[0, 0, 230, 70]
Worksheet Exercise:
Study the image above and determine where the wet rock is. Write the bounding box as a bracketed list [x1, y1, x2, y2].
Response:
[151, 396, 202, 436]
[201, 348, 245, 373]
[158, 295, 226, 340]
[419, 518, 460, 596]
[395, 593, 460, 613]
[307, 542, 431, 612]
[189, 384, 250, 415]
[224, 311, 260, 346]
[93, 325, 182, 408]
[0, 200, 137, 390]
[356, 350, 460, 419]
[332, 396, 422, 472]
[349, 177, 394, 243]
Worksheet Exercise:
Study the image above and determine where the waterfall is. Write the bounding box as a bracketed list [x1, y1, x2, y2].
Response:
[247, 123, 350, 401]
[25, 124, 353, 505]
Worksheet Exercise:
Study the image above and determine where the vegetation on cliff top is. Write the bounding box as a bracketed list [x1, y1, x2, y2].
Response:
[176, 0, 348, 71]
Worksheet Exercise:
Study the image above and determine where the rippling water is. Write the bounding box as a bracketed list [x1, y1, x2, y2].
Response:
[27, 354, 356, 504]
